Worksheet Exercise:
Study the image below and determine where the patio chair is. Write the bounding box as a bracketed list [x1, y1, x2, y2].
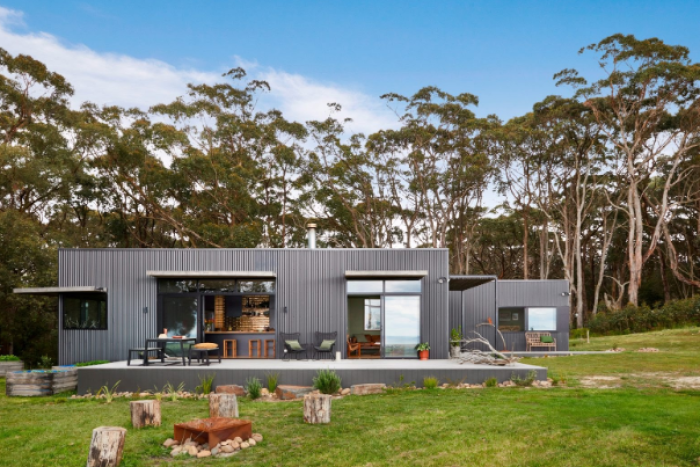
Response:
[347, 334, 361, 358]
[280, 332, 310, 360]
[188, 343, 221, 366]
[312, 331, 337, 360]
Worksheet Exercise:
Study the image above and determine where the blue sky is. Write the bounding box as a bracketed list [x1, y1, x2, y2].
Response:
[2, 1, 700, 131]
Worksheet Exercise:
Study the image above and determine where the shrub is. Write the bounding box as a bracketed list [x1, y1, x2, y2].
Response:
[38, 355, 53, 369]
[570, 328, 589, 339]
[195, 373, 215, 395]
[313, 369, 342, 394]
[75, 360, 109, 367]
[0, 355, 20, 362]
[97, 381, 121, 403]
[246, 377, 263, 399]
[511, 371, 536, 387]
[588, 298, 700, 335]
[266, 372, 280, 392]
[484, 377, 498, 387]
[165, 381, 185, 401]
[423, 376, 439, 389]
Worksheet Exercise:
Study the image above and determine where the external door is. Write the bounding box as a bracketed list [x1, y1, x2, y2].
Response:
[382, 295, 421, 358]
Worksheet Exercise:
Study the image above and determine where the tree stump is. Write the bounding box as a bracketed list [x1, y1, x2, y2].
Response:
[303, 394, 331, 424]
[209, 393, 239, 418]
[86, 426, 127, 467]
[130, 400, 161, 428]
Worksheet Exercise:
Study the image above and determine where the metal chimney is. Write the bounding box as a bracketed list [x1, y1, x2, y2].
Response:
[306, 223, 317, 249]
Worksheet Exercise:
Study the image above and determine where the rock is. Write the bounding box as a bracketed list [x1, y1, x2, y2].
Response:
[251, 433, 263, 443]
[211, 447, 219, 456]
[241, 442, 250, 449]
[218, 452, 237, 458]
[163, 438, 176, 448]
[275, 385, 314, 400]
[220, 445, 234, 453]
[187, 445, 198, 456]
[350, 383, 387, 395]
[341, 388, 351, 396]
[231, 442, 241, 450]
[197, 450, 211, 458]
[261, 388, 270, 395]
[248, 439, 256, 446]
[201, 443, 209, 450]
[215, 384, 247, 397]
[234, 437, 243, 444]
[170, 447, 182, 457]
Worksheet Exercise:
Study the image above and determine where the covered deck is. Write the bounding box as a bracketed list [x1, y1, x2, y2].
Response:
[76, 358, 546, 393]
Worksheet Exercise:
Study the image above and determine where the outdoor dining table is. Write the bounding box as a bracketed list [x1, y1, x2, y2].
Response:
[143, 337, 196, 366]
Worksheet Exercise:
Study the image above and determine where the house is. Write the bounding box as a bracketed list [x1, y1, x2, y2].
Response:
[14, 227, 570, 366]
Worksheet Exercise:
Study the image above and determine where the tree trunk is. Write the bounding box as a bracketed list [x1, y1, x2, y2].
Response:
[303, 394, 332, 424]
[130, 400, 161, 429]
[209, 393, 239, 418]
[87, 426, 127, 467]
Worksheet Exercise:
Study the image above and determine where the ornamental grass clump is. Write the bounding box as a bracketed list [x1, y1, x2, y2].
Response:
[195, 373, 216, 395]
[484, 377, 498, 388]
[313, 369, 342, 394]
[246, 377, 263, 399]
[423, 376, 439, 389]
[266, 372, 280, 392]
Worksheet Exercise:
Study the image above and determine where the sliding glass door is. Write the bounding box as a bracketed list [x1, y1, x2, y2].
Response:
[158, 295, 198, 356]
[383, 296, 421, 358]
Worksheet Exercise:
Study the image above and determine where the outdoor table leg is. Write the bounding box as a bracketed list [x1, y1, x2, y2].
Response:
[143, 340, 149, 366]
[180, 341, 186, 366]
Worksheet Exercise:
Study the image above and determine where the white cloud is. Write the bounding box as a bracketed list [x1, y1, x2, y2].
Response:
[0, 6, 396, 134]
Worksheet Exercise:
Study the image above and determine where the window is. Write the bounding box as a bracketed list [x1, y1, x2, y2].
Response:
[364, 299, 381, 330]
[347, 280, 383, 293]
[498, 307, 524, 332]
[199, 280, 237, 293]
[158, 279, 198, 293]
[528, 307, 557, 331]
[63, 295, 107, 329]
[238, 280, 275, 293]
[385, 280, 422, 293]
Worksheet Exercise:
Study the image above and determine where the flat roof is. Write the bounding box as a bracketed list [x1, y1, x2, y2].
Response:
[449, 275, 497, 291]
[146, 271, 276, 279]
[345, 270, 428, 278]
[13, 286, 106, 295]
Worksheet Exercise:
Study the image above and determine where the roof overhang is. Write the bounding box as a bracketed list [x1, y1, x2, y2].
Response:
[13, 286, 106, 296]
[449, 275, 497, 291]
[146, 271, 276, 279]
[345, 270, 428, 279]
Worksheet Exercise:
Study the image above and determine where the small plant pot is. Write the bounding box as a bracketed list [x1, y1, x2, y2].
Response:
[450, 345, 461, 359]
[418, 350, 429, 360]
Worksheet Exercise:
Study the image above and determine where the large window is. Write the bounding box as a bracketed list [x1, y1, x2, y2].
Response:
[63, 295, 107, 329]
[384, 296, 421, 357]
[528, 307, 557, 331]
[347, 279, 422, 294]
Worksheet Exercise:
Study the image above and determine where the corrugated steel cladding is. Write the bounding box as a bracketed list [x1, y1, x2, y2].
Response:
[57, 248, 450, 365]
[449, 279, 570, 351]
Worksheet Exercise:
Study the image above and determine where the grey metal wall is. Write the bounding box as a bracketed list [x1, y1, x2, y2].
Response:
[449, 279, 570, 352]
[58, 248, 450, 364]
[449, 281, 497, 351]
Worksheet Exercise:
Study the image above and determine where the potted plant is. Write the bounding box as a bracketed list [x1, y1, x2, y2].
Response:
[450, 326, 462, 359]
[415, 342, 430, 360]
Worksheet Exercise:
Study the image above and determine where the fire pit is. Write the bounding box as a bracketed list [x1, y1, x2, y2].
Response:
[174, 417, 252, 447]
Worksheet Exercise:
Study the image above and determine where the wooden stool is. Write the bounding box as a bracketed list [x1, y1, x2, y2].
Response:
[223, 339, 237, 358]
[248, 339, 262, 358]
[263, 339, 276, 358]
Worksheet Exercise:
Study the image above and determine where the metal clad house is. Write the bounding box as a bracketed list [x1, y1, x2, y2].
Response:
[15, 245, 570, 366]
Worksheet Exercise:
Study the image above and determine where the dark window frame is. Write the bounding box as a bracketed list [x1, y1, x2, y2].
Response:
[62, 293, 108, 330]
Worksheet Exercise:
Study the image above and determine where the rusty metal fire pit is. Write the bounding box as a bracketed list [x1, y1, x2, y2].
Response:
[173, 417, 252, 446]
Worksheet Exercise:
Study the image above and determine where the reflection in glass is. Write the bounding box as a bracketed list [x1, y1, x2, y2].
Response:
[385, 280, 422, 293]
[364, 299, 381, 330]
[384, 296, 421, 358]
[63, 295, 107, 329]
[528, 307, 557, 331]
[239, 280, 275, 293]
[347, 280, 383, 293]
[498, 307, 525, 332]
[161, 296, 198, 356]
[158, 279, 198, 293]
[199, 280, 237, 293]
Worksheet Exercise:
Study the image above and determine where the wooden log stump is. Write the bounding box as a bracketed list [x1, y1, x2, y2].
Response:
[209, 393, 239, 418]
[130, 400, 161, 429]
[303, 394, 331, 424]
[87, 426, 127, 467]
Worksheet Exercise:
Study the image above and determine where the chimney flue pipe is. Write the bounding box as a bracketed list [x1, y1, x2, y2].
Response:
[307, 223, 317, 249]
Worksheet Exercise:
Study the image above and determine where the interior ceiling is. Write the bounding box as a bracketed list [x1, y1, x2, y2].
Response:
[448, 276, 496, 291]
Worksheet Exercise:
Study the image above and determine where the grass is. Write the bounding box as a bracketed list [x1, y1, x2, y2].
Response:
[521, 327, 700, 386]
[1, 327, 699, 466]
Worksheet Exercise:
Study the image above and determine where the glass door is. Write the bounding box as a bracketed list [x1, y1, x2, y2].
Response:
[158, 294, 199, 356]
[382, 296, 421, 358]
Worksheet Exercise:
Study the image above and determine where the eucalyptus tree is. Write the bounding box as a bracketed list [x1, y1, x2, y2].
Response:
[378, 87, 496, 273]
[303, 106, 399, 248]
[557, 34, 700, 306]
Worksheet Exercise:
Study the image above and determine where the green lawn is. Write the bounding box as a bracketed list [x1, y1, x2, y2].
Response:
[2, 328, 700, 466]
